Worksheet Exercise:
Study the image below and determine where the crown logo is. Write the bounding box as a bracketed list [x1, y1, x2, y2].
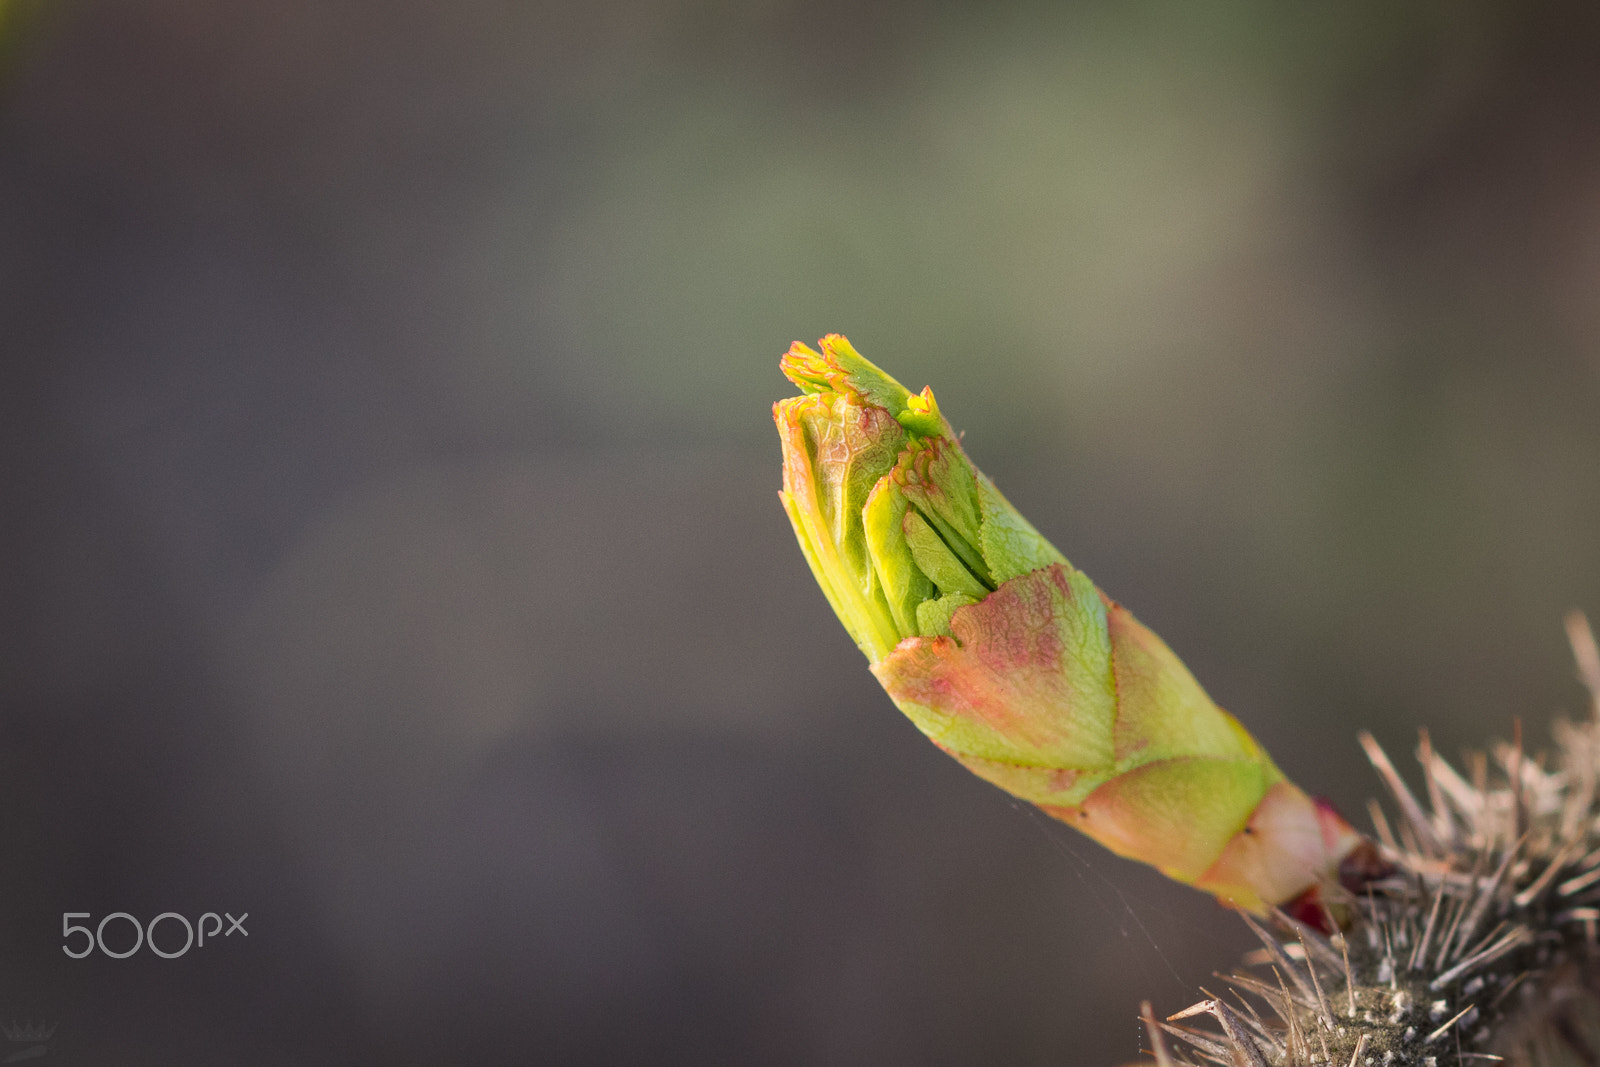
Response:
[2, 1021, 56, 1043]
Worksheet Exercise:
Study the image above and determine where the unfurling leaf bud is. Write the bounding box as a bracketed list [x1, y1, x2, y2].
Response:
[774, 335, 1367, 916]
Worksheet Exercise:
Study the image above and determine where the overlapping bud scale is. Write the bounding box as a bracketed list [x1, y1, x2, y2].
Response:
[775, 335, 1365, 916]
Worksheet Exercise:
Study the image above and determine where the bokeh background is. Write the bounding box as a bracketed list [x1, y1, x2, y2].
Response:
[3, 1, 1600, 1063]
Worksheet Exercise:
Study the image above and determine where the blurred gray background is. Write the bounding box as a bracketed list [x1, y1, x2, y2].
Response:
[3, 1, 1600, 1063]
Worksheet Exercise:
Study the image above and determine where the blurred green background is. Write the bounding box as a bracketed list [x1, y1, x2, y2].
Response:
[3, 1, 1600, 1063]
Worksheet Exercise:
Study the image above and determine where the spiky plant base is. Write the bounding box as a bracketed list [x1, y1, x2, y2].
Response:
[1144, 615, 1600, 1067]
